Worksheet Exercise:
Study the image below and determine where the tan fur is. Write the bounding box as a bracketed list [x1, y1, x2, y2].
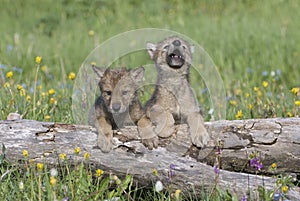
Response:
[89, 66, 144, 152]
[138, 36, 210, 149]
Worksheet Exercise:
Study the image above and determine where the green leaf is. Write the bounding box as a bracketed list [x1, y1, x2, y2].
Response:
[122, 175, 132, 189]
[99, 177, 110, 191]
[1, 143, 6, 154]
[0, 143, 6, 165]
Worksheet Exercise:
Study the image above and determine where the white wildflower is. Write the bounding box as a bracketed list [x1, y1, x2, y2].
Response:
[50, 168, 58, 177]
[155, 180, 163, 192]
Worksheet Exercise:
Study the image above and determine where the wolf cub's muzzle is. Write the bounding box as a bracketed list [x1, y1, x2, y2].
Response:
[166, 40, 185, 68]
[112, 102, 122, 113]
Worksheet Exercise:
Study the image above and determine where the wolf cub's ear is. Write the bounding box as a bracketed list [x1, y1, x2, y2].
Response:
[130, 66, 145, 83]
[146, 42, 156, 60]
[92, 65, 106, 78]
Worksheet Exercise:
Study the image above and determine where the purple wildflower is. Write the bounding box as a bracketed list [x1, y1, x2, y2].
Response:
[170, 170, 175, 178]
[168, 163, 176, 181]
[241, 195, 247, 201]
[273, 193, 280, 201]
[170, 164, 175, 170]
[249, 157, 263, 171]
[262, 71, 268, 77]
[213, 165, 220, 174]
[256, 162, 263, 170]
[169, 164, 175, 178]
[216, 147, 222, 155]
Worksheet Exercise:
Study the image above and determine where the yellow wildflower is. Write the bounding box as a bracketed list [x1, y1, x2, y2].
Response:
[254, 87, 260, 92]
[50, 176, 57, 187]
[6, 71, 13, 79]
[235, 110, 243, 119]
[37, 163, 44, 172]
[248, 104, 253, 110]
[29, 159, 34, 165]
[295, 101, 300, 106]
[35, 56, 42, 64]
[257, 90, 262, 97]
[271, 163, 277, 169]
[4, 82, 10, 88]
[91, 61, 97, 66]
[235, 89, 242, 96]
[49, 97, 57, 104]
[26, 95, 31, 102]
[95, 169, 104, 177]
[175, 189, 181, 199]
[152, 169, 158, 176]
[48, 89, 55, 95]
[245, 93, 250, 98]
[20, 89, 26, 97]
[287, 112, 293, 117]
[23, 150, 28, 158]
[68, 72, 76, 80]
[88, 30, 95, 36]
[291, 87, 299, 96]
[17, 84, 23, 90]
[59, 153, 67, 161]
[229, 100, 237, 106]
[84, 152, 90, 160]
[281, 185, 288, 194]
[262, 81, 268, 88]
[74, 147, 80, 155]
[41, 65, 48, 73]
[45, 115, 51, 121]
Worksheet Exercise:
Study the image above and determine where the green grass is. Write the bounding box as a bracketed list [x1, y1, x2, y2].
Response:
[1, 0, 300, 200]
[0, 143, 296, 201]
[1, 0, 300, 122]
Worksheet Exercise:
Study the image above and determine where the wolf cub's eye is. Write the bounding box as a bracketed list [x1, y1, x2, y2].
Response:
[103, 91, 112, 96]
[122, 90, 129, 96]
[163, 45, 169, 50]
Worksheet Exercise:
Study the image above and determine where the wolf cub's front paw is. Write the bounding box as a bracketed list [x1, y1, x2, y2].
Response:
[137, 116, 160, 150]
[142, 136, 159, 150]
[191, 128, 210, 148]
[138, 126, 159, 150]
[97, 135, 113, 153]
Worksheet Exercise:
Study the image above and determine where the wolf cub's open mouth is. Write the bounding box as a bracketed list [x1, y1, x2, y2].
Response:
[167, 49, 185, 68]
[166, 40, 186, 68]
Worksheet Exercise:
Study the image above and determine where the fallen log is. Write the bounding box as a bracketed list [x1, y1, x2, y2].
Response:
[0, 118, 299, 199]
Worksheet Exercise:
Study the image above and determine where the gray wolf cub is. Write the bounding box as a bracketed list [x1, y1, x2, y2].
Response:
[138, 36, 210, 149]
[89, 66, 144, 152]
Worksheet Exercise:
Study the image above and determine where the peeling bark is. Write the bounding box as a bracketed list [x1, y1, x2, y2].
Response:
[0, 118, 299, 199]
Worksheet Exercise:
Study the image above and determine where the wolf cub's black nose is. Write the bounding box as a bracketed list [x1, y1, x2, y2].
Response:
[172, 40, 181, 46]
[112, 102, 121, 112]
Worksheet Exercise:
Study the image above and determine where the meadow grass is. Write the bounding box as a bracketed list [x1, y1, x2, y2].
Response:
[0, 0, 300, 200]
[1, 0, 299, 122]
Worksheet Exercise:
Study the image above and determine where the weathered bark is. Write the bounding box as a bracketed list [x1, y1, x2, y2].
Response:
[0, 118, 299, 199]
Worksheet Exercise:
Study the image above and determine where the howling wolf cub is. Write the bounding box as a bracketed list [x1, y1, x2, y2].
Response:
[89, 66, 144, 152]
[138, 36, 210, 149]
